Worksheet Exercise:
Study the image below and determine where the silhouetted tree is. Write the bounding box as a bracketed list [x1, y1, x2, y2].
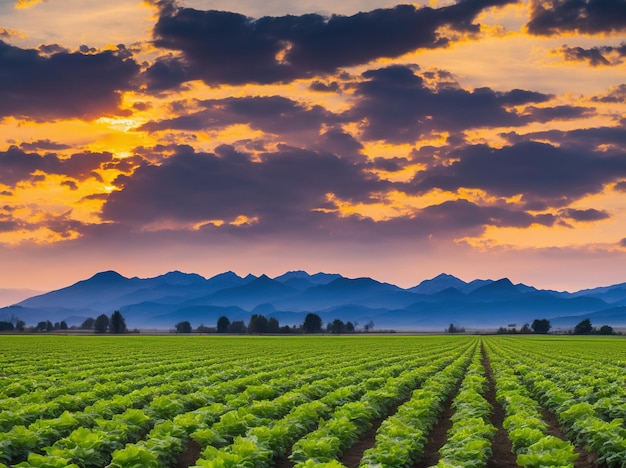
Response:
[346, 321, 355, 333]
[267, 317, 280, 334]
[330, 319, 345, 334]
[109, 311, 127, 334]
[574, 318, 593, 335]
[81, 317, 95, 330]
[217, 316, 230, 333]
[248, 314, 269, 334]
[175, 321, 192, 333]
[0, 321, 14, 331]
[364, 320, 375, 332]
[60, 321, 68, 330]
[531, 318, 551, 334]
[303, 313, 322, 333]
[196, 324, 212, 333]
[15, 319, 25, 332]
[599, 325, 614, 335]
[520, 323, 531, 334]
[94, 314, 110, 334]
[227, 320, 246, 333]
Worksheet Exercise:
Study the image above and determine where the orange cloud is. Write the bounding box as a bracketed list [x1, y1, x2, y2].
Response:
[14, 0, 45, 9]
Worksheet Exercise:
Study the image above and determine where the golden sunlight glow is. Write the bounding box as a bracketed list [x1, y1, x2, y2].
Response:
[230, 215, 260, 226]
[14, 0, 43, 9]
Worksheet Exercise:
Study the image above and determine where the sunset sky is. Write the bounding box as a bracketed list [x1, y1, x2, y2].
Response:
[1, 0, 625, 293]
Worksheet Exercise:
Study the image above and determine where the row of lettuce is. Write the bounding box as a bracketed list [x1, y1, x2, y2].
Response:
[1, 336, 625, 467]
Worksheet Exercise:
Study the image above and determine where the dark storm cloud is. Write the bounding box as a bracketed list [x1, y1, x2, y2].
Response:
[348, 65, 552, 143]
[101, 145, 387, 227]
[559, 208, 610, 222]
[146, 0, 517, 88]
[620, 238, 626, 247]
[410, 141, 626, 206]
[557, 43, 626, 67]
[138, 96, 341, 135]
[527, 0, 626, 36]
[0, 147, 115, 186]
[0, 40, 139, 121]
[615, 181, 626, 192]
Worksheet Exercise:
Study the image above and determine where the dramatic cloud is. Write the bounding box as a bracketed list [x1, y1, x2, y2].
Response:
[348, 65, 552, 143]
[146, 0, 516, 88]
[0, 147, 115, 186]
[558, 43, 626, 66]
[410, 141, 626, 207]
[139, 96, 341, 137]
[501, 126, 626, 151]
[527, 0, 626, 36]
[102, 145, 386, 228]
[0, 40, 139, 121]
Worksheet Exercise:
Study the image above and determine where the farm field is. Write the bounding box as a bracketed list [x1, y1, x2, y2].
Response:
[1, 335, 625, 467]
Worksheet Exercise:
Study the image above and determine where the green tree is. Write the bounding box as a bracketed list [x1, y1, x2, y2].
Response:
[94, 314, 109, 334]
[109, 311, 127, 334]
[574, 318, 593, 335]
[531, 318, 551, 334]
[303, 313, 322, 333]
[217, 316, 230, 333]
[175, 321, 192, 333]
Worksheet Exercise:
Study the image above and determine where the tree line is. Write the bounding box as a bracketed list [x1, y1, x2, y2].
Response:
[497, 318, 619, 335]
[174, 313, 372, 335]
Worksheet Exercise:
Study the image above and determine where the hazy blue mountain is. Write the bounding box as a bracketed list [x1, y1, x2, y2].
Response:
[189, 275, 297, 310]
[409, 274, 494, 294]
[549, 306, 626, 328]
[409, 273, 469, 294]
[274, 270, 341, 285]
[570, 283, 626, 304]
[4, 269, 625, 330]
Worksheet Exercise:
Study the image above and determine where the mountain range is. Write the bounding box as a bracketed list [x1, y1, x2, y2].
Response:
[1, 270, 625, 331]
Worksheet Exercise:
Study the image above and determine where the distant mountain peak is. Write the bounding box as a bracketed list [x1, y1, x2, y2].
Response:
[274, 270, 311, 280]
[409, 273, 467, 295]
[87, 270, 127, 282]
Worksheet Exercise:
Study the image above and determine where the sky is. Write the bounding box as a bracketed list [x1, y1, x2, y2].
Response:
[1, 0, 625, 293]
